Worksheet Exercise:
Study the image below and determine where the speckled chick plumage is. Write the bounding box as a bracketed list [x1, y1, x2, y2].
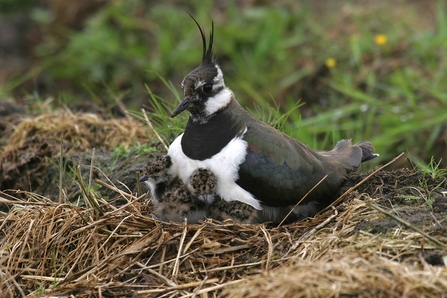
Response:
[140, 155, 207, 223]
[141, 156, 262, 224]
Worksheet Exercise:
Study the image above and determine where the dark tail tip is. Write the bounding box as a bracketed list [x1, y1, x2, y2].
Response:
[139, 174, 148, 182]
[355, 141, 379, 162]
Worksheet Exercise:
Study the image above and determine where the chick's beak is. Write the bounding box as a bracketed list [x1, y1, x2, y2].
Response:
[201, 193, 215, 205]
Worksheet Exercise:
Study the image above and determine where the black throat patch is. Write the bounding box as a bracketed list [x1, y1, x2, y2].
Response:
[181, 108, 243, 160]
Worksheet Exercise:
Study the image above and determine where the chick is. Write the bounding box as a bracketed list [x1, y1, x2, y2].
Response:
[140, 156, 261, 224]
[189, 168, 260, 224]
[140, 155, 208, 223]
[207, 199, 260, 224]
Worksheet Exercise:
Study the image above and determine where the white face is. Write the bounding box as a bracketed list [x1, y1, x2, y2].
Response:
[204, 88, 233, 116]
[178, 63, 233, 122]
[203, 66, 232, 115]
[189, 64, 224, 91]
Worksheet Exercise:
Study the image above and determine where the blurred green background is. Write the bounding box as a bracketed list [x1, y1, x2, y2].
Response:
[1, 0, 446, 167]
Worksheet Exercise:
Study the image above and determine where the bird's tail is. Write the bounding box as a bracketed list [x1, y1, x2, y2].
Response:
[321, 139, 378, 171]
[354, 141, 379, 163]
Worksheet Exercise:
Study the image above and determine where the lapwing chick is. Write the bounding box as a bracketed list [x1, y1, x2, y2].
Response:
[189, 168, 260, 224]
[208, 199, 260, 224]
[139, 155, 172, 202]
[140, 155, 207, 224]
[166, 18, 379, 225]
[189, 168, 218, 205]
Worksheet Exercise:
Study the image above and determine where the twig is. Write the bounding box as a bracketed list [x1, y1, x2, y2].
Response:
[141, 108, 169, 152]
[367, 202, 445, 248]
[136, 278, 219, 294]
[187, 279, 245, 296]
[286, 207, 339, 254]
[197, 260, 267, 273]
[203, 244, 250, 255]
[94, 179, 137, 200]
[59, 139, 64, 204]
[303, 207, 338, 239]
[146, 268, 177, 288]
[1, 268, 25, 297]
[173, 218, 188, 275]
[191, 276, 210, 298]
[20, 275, 65, 282]
[97, 215, 132, 252]
[89, 147, 96, 189]
[159, 245, 167, 275]
[261, 226, 273, 270]
[324, 152, 406, 211]
[0, 197, 47, 205]
[104, 84, 131, 119]
[278, 175, 328, 227]
[184, 224, 205, 254]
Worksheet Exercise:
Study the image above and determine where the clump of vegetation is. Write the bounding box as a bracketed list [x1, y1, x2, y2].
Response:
[416, 157, 447, 206]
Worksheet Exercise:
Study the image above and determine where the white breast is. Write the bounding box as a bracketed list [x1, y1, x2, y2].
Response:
[167, 131, 262, 210]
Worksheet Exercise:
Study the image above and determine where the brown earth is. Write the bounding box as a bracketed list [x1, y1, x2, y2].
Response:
[0, 101, 446, 297]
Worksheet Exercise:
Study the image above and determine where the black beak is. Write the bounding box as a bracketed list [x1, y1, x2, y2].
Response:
[171, 97, 192, 118]
[139, 174, 148, 182]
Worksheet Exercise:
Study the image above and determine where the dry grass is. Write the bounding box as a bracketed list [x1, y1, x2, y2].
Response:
[0, 110, 151, 196]
[1, 182, 446, 297]
[1, 111, 446, 297]
[0, 109, 150, 158]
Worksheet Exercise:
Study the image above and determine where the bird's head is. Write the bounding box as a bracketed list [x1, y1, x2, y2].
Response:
[140, 155, 172, 183]
[190, 168, 217, 204]
[171, 17, 231, 123]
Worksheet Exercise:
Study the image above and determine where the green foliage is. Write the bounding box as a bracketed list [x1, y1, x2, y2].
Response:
[139, 76, 187, 143]
[411, 156, 447, 206]
[35, 3, 151, 94]
[417, 157, 447, 181]
[112, 143, 156, 161]
[2, 1, 447, 164]
[0, 0, 33, 14]
[249, 97, 304, 134]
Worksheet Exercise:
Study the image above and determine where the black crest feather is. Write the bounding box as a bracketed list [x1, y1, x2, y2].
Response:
[187, 13, 214, 64]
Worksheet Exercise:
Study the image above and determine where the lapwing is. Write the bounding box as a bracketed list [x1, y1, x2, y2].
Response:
[167, 18, 378, 224]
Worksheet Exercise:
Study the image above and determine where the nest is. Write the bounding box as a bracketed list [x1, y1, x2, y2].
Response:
[1, 110, 446, 297]
[1, 184, 446, 297]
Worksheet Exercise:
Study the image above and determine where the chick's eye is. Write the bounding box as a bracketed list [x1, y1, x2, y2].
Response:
[202, 84, 213, 94]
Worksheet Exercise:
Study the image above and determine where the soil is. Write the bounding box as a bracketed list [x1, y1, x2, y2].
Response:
[342, 168, 447, 239]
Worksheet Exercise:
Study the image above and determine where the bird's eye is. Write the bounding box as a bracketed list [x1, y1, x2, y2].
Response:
[202, 84, 213, 94]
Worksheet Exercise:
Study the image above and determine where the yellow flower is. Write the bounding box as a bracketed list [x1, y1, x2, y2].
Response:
[374, 34, 387, 46]
[325, 58, 336, 68]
